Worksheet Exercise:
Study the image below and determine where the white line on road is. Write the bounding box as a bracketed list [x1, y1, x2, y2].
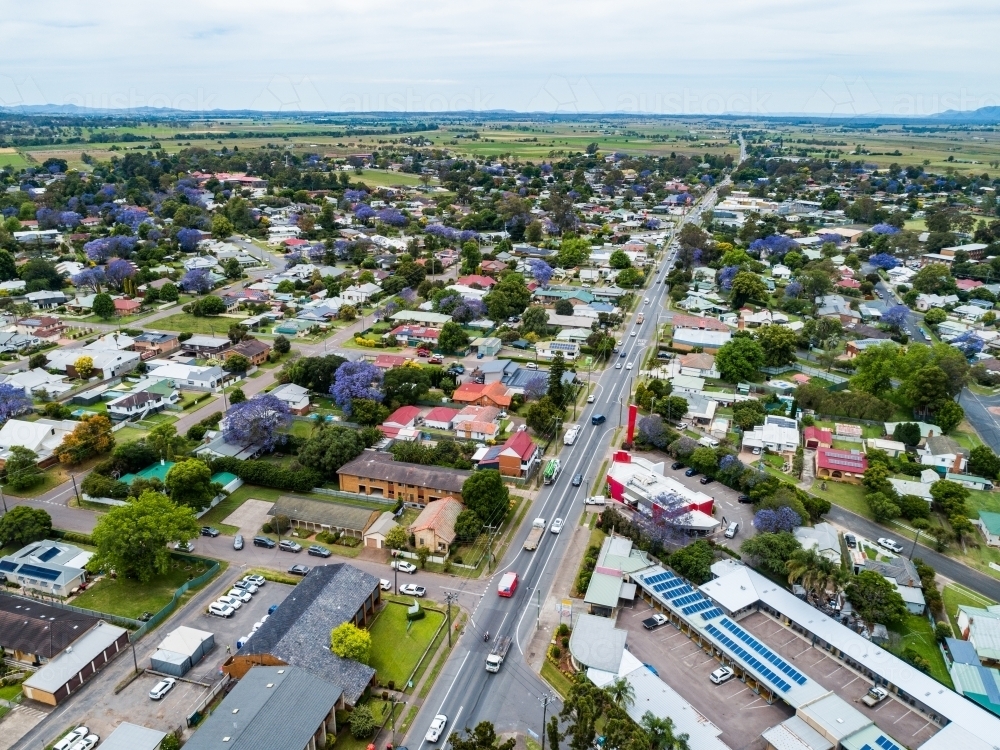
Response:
[417, 651, 471, 750]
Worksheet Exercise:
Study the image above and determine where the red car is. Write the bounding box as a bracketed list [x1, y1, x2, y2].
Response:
[416, 349, 431, 357]
[428, 355, 443, 364]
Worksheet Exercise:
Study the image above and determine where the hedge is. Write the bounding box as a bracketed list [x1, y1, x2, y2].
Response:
[209, 457, 321, 492]
[81, 472, 130, 499]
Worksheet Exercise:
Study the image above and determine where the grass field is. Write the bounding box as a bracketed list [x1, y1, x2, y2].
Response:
[0, 681, 23, 701]
[152, 313, 244, 335]
[540, 660, 575, 698]
[810, 480, 872, 519]
[73, 556, 215, 619]
[368, 601, 445, 688]
[886, 613, 953, 689]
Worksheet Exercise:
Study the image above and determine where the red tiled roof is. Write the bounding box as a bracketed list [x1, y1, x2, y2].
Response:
[424, 407, 460, 424]
[452, 383, 486, 402]
[670, 314, 729, 332]
[816, 448, 867, 472]
[803, 426, 833, 445]
[373, 354, 408, 369]
[114, 298, 141, 311]
[457, 274, 497, 288]
[283, 238, 308, 246]
[502, 431, 537, 461]
[384, 405, 421, 428]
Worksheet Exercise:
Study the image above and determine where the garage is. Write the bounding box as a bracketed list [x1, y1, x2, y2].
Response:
[150, 625, 215, 677]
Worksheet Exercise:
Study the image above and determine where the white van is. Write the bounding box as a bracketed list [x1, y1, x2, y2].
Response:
[698, 436, 720, 448]
[724, 522, 739, 539]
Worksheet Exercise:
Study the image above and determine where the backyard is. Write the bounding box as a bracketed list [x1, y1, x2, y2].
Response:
[368, 599, 445, 689]
[886, 613, 953, 689]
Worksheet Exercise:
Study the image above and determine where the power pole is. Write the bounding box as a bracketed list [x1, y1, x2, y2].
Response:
[483, 525, 497, 572]
[71, 474, 81, 505]
[444, 592, 458, 647]
[540, 693, 555, 750]
[536, 588, 542, 629]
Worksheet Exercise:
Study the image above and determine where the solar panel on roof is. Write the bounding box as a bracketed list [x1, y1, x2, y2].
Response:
[700, 608, 724, 621]
[682, 600, 713, 616]
[718, 618, 806, 684]
[876, 738, 901, 750]
[671, 592, 702, 607]
[706, 624, 796, 693]
[667, 584, 694, 598]
[36, 547, 60, 562]
[0, 560, 17, 572]
[17, 564, 60, 581]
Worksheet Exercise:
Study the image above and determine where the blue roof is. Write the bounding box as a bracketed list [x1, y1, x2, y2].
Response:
[947, 637, 982, 665]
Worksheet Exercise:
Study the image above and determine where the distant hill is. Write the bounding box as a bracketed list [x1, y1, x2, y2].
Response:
[930, 106, 1000, 122]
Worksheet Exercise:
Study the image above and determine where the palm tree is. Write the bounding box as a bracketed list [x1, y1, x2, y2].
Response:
[605, 676, 635, 711]
[785, 548, 821, 588]
[641, 711, 689, 750]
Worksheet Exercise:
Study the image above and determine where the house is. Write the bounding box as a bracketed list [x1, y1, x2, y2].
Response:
[145, 362, 223, 391]
[455, 419, 500, 441]
[884, 421, 939, 440]
[957, 606, 1000, 667]
[495, 430, 540, 478]
[337, 451, 469, 505]
[920, 435, 969, 473]
[915, 293, 960, 311]
[409, 496, 464, 553]
[947, 472, 994, 491]
[471, 336, 502, 357]
[678, 352, 719, 379]
[977, 512, 1000, 547]
[866, 437, 907, 457]
[226, 338, 272, 366]
[669, 314, 732, 353]
[803, 426, 833, 449]
[793, 522, 841, 564]
[845, 338, 898, 358]
[0, 592, 99, 665]
[363, 511, 399, 549]
[742, 415, 800, 454]
[132, 331, 180, 358]
[536, 340, 580, 360]
[862, 558, 926, 614]
[84, 333, 136, 352]
[16, 316, 66, 339]
[815, 294, 861, 323]
[25, 290, 67, 309]
[372, 354, 409, 370]
[0, 331, 40, 353]
[343, 282, 382, 304]
[181, 335, 231, 356]
[0, 540, 93, 597]
[581, 535, 654, 617]
[46, 348, 141, 379]
[423, 406, 460, 430]
[113, 298, 141, 316]
[0, 418, 78, 468]
[381, 405, 422, 437]
[21, 621, 129, 706]
[268, 496, 378, 540]
[186, 666, 344, 750]
[270, 383, 311, 415]
[457, 274, 496, 289]
[390, 325, 441, 348]
[815, 448, 868, 483]
[451, 381, 512, 409]
[107, 390, 173, 421]
[1, 368, 71, 396]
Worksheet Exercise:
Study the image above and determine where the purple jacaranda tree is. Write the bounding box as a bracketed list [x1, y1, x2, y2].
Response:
[343, 189, 368, 202]
[176, 228, 202, 252]
[523, 376, 547, 402]
[748, 234, 799, 259]
[376, 300, 400, 321]
[753, 506, 802, 533]
[84, 236, 137, 262]
[951, 330, 985, 358]
[59, 211, 81, 228]
[398, 287, 417, 305]
[223, 394, 292, 451]
[180, 267, 213, 293]
[637, 415, 670, 449]
[330, 361, 384, 415]
[718, 265, 740, 291]
[880, 304, 909, 330]
[817, 232, 844, 246]
[105, 259, 136, 291]
[0, 383, 33, 422]
[376, 208, 407, 227]
[643, 218, 661, 230]
[113, 206, 150, 231]
[71, 267, 106, 293]
[868, 253, 900, 270]
[35, 208, 59, 229]
[355, 204, 376, 222]
[527, 259, 554, 286]
[785, 280, 803, 298]
[871, 223, 900, 235]
[435, 294, 461, 315]
[451, 298, 486, 324]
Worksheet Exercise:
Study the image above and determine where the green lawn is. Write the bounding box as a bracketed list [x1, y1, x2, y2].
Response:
[0, 681, 23, 701]
[540, 660, 574, 698]
[152, 314, 244, 335]
[368, 601, 445, 688]
[813, 420, 883, 439]
[72, 556, 215, 619]
[967, 489, 1000, 515]
[886, 613, 953, 689]
[810, 480, 872, 519]
[114, 426, 149, 443]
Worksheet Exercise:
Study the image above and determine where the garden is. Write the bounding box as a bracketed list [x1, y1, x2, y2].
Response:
[367, 600, 445, 690]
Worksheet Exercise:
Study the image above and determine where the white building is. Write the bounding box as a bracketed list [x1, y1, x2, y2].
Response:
[741, 415, 800, 454]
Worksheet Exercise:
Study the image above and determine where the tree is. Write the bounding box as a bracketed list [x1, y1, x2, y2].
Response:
[641, 712, 689, 750]
[732, 398, 766, 430]
[223, 354, 250, 373]
[930, 480, 970, 518]
[729, 271, 767, 308]
[229, 387, 246, 404]
[330, 621, 371, 663]
[865, 491, 901, 522]
[455, 508, 483, 541]
[92, 293, 115, 319]
[73, 355, 94, 379]
[212, 214, 235, 239]
[461, 470, 509, 527]
[0, 382, 32, 421]
[105, 259, 136, 291]
[180, 267, 213, 293]
[740, 532, 802, 577]
[604, 676, 635, 709]
[851, 343, 900, 396]
[668, 540, 714, 584]
[58, 414, 114, 465]
[715, 336, 765, 383]
[911, 263, 954, 294]
[331, 360, 384, 415]
[160, 282, 179, 302]
[687, 447, 718, 476]
[90, 490, 199, 583]
[554, 298, 574, 316]
[903, 365, 952, 415]
[557, 237, 590, 268]
[526, 396, 560, 436]
[932, 400, 964, 434]
[4, 446, 43, 491]
[753, 506, 802, 533]
[450, 722, 517, 750]
[297, 426, 365, 477]
[384, 365, 431, 406]
[548, 351, 567, 407]
[0, 249, 16, 281]
[846, 570, 908, 627]
[284, 354, 346, 393]
[609, 250, 632, 269]
[969, 445, 1000, 480]
[351, 398, 389, 426]
[520, 305, 549, 336]
[273, 335, 291, 354]
[165, 459, 216, 510]
[756, 325, 798, 368]
[223, 394, 292, 450]
[0, 505, 51, 546]
[384, 524, 408, 550]
[892, 422, 922, 447]
[615, 267, 644, 288]
[923, 307, 947, 327]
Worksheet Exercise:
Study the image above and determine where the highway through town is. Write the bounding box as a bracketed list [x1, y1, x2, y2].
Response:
[404, 186, 724, 747]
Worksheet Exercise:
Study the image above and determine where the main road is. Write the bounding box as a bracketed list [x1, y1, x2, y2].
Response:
[403, 186, 724, 746]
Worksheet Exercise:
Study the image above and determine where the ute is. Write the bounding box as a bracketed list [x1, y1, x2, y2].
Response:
[485, 635, 512, 673]
[523, 518, 547, 551]
[862, 686, 889, 707]
[642, 614, 668, 630]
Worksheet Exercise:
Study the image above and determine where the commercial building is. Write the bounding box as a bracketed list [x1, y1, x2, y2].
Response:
[22, 621, 130, 705]
[582, 535, 651, 617]
[337, 450, 469, 506]
[267, 496, 378, 540]
[0, 539, 92, 597]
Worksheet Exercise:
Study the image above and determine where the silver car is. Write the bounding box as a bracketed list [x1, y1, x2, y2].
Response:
[425, 714, 448, 743]
[149, 677, 177, 700]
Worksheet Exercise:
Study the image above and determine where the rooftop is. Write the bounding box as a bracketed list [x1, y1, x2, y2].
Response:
[0, 593, 99, 658]
[269, 496, 377, 533]
[338, 451, 469, 494]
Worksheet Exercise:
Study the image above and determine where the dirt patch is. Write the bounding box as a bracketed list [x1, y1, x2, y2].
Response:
[222, 498, 274, 535]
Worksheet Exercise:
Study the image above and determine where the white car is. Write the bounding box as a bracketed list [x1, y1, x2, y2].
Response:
[550, 518, 564, 534]
[392, 560, 417, 574]
[228, 588, 252, 603]
[878, 538, 904, 553]
[243, 574, 266, 587]
[149, 676, 177, 700]
[400, 584, 426, 597]
[233, 580, 259, 595]
[630, 331, 637, 337]
[68, 735, 99, 750]
[587, 394, 595, 403]
[54, 727, 89, 750]
[425, 714, 448, 743]
[644, 298, 650, 304]
[585, 496, 606, 506]
[209, 601, 235, 618]
[380, 578, 392, 590]
[217, 594, 243, 610]
[710, 666, 734, 685]
[252, 621, 264, 632]
[626, 362, 634, 370]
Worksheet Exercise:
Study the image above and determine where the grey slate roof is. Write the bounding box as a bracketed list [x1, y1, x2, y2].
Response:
[99, 722, 167, 750]
[269, 496, 377, 533]
[862, 558, 921, 588]
[0, 592, 99, 658]
[338, 451, 469, 495]
[244, 563, 377, 704]
[183, 666, 342, 750]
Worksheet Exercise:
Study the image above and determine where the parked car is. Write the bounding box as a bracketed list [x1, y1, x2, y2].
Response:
[525, 362, 538, 370]
[243, 574, 266, 587]
[400, 584, 426, 597]
[308, 545, 331, 558]
[149, 677, 177, 700]
[267, 604, 279, 614]
[392, 560, 417, 573]
[425, 714, 448, 743]
[699, 476, 714, 485]
[233, 580, 259, 594]
[671, 462, 684, 471]
[878, 537, 903, 553]
[380, 579, 392, 591]
[175, 541, 194, 553]
[724, 522, 739, 539]
[550, 518, 564, 534]
[737, 494, 752, 504]
[217, 594, 243, 610]
[200, 526, 220, 537]
[751, 447, 762, 455]
[428, 355, 443, 364]
[233, 534, 244, 550]
[68, 735, 99, 750]
[54, 727, 89, 750]
[684, 468, 699, 477]
[416, 348, 431, 357]
[449, 364, 465, 374]
[288, 564, 311, 576]
[587, 394, 596, 403]
[571, 473, 583, 487]
[209, 601, 236, 618]
[709, 667, 734, 685]
[253, 536, 276, 549]
[584, 496, 606, 505]
[278, 540, 302, 553]
[228, 588, 252, 603]
[845, 534, 857, 548]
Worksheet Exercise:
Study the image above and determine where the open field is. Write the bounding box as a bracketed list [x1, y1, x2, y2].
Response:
[72, 555, 216, 618]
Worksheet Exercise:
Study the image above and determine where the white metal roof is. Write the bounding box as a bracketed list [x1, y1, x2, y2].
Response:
[23, 621, 127, 693]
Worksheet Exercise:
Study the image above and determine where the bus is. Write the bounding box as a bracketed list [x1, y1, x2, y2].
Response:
[498, 572, 519, 597]
[543, 459, 561, 484]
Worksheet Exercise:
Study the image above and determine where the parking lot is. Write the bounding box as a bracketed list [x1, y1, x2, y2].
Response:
[618, 601, 793, 747]
[740, 613, 941, 747]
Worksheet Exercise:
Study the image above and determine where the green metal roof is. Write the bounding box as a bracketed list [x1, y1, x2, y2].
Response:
[980, 511, 1000, 535]
[584, 572, 623, 608]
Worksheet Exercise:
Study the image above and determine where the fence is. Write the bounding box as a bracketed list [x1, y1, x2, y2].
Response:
[132, 557, 221, 641]
[761, 363, 849, 384]
[186, 673, 232, 728]
[311, 487, 396, 506]
[10, 591, 142, 631]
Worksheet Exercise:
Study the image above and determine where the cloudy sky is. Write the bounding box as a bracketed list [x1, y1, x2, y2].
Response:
[3, 0, 999, 115]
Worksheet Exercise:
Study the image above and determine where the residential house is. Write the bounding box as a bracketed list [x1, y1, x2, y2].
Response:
[46, 349, 141, 379]
[0, 539, 93, 598]
[107, 389, 174, 421]
[815, 448, 868, 483]
[337, 451, 469, 505]
[845, 338, 898, 358]
[494, 430, 540, 478]
[83, 333, 135, 352]
[225, 338, 271, 366]
[0, 592, 99, 665]
[536, 340, 580, 360]
[1, 368, 71, 396]
[455, 419, 500, 441]
[181, 335, 231, 357]
[409, 497, 464, 553]
[343, 283, 381, 304]
[113, 298, 141, 317]
[25, 290, 67, 309]
[862, 558, 925, 614]
[947, 473, 994, 491]
[742, 416, 800, 454]
[977, 512, 1000, 547]
[389, 325, 440, 348]
[920, 435, 969, 474]
[381, 405, 422, 438]
[132, 331, 180, 358]
[0, 331, 39, 353]
[866, 437, 907, 457]
[793, 522, 842, 564]
[269, 383, 311, 415]
[423, 406, 460, 430]
[16, 316, 65, 339]
[957, 606, 1000, 667]
[803, 426, 833, 449]
[145, 362, 223, 391]
[372, 354, 409, 370]
[915, 293, 960, 311]
[363, 511, 399, 549]
[0, 279, 26, 294]
[456, 274, 496, 289]
[678, 353, 719, 379]
[815, 295, 861, 324]
[0, 418, 77, 468]
[669, 314, 732, 353]
[451, 381, 512, 409]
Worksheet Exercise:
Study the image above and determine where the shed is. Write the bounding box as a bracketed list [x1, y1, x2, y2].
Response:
[22, 621, 129, 705]
[99, 723, 167, 750]
[150, 625, 214, 676]
[363, 511, 399, 549]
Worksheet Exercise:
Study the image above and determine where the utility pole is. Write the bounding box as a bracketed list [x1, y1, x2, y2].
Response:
[483, 525, 497, 572]
[540, 693, 555, 750]
[392, 550, 399, 594]
[71, 474, 81, 505]
[536, 588, 541, 629]
[909, 526, 923, 560]
[444, 592, 458, 647]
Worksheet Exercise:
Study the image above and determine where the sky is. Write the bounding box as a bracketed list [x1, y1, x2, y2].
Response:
[3, 0, 1000, 116]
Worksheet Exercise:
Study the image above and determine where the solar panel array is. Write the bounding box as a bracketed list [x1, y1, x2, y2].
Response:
[0, 560, 17, 572]
[718, 619, 807, 685]
[682, 600, 714, 616]
[36, 547, 60, 562]
[706, 624, 793, 692]
[861, 737, 902, 750]
[671, 592, 702, 608]
[17, 564, 61, 581]
[641, 571, 674, 585]
[821, 450, 865, 469]
[666, 584, 694, 599]
[700, 607, 724, 621]
[654, 578, 688, 594]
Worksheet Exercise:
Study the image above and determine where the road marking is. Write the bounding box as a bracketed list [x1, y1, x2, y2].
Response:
[793, 645, 812, 658]
[825, 666, 842, 678]
[911, 720, 931, 737]
[417, 651, 471, 750]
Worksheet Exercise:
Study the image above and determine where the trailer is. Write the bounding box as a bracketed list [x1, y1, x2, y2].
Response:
[523, 518, 547, 551]
[543, 459, 561, 485]
[485, 636, 512, 673]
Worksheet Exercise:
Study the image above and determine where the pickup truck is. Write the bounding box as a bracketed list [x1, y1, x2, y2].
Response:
[642, 614, 668, 630]
[485, 636, 512, 673]
[523, 518, 547, 551]
[861, 686, 888, 707]
[563, 425, 581, 446]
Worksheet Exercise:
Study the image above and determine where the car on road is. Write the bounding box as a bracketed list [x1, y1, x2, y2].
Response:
[380, 578, 392, 591]
[288, 564, 310, 576]
[428, 355, 443, 364]
[448, 364, 465, 375]
[233, 534, 244, 550]
[149, 677, 177, 700]
[550, 518, 564, 534]
[68, 735, 99, 750]
[630, 331, 637, 337]
[585, 496, 606, 505]
[710, 666, 734, 685]
[619, 350, 627, 358]
[217, 594, 243, 610]
[615, 362, 623, 369]
[571, 473, 583, 486]
[200, 526, 220, 537]
[400, 584, 426, 597]
[416, 348, 431, 357]
[845, 534, 856, 548]
[626, 361, 634, 370]
[591, 414, 606, 425]
[425, 714, 448, 743]
[684, 468, 699, 477]
[54, 727, 90, 750]
[878, 537, 903, 553]
[525, 362, 538, 369]
[671, 461, 684, 471]
[392, 560, 417, 573]
[253, 536, 276, 549]
[228, 588, 252, 603]
[699, 476, 714, 485]
[724, 522, 739, 539]
[737, 494, 752, 504]
[644, 298, 650, 304]
[642, 614, 668, 630]
[278, 540, 302, 553]
[587, 394, 595, 403]
[308, 545, 331, 557]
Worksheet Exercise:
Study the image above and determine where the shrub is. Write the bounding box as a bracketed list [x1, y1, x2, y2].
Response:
[549, 645, 561, 660]
[349, 705, 377, 739]
[262, 523, 273, 534]
[81, 472, 129, 499]
[561, 636, 569, 648]
[903, 647, 930, 673]
[209, 456, 321, 492]
[555, 623, 570, 637]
